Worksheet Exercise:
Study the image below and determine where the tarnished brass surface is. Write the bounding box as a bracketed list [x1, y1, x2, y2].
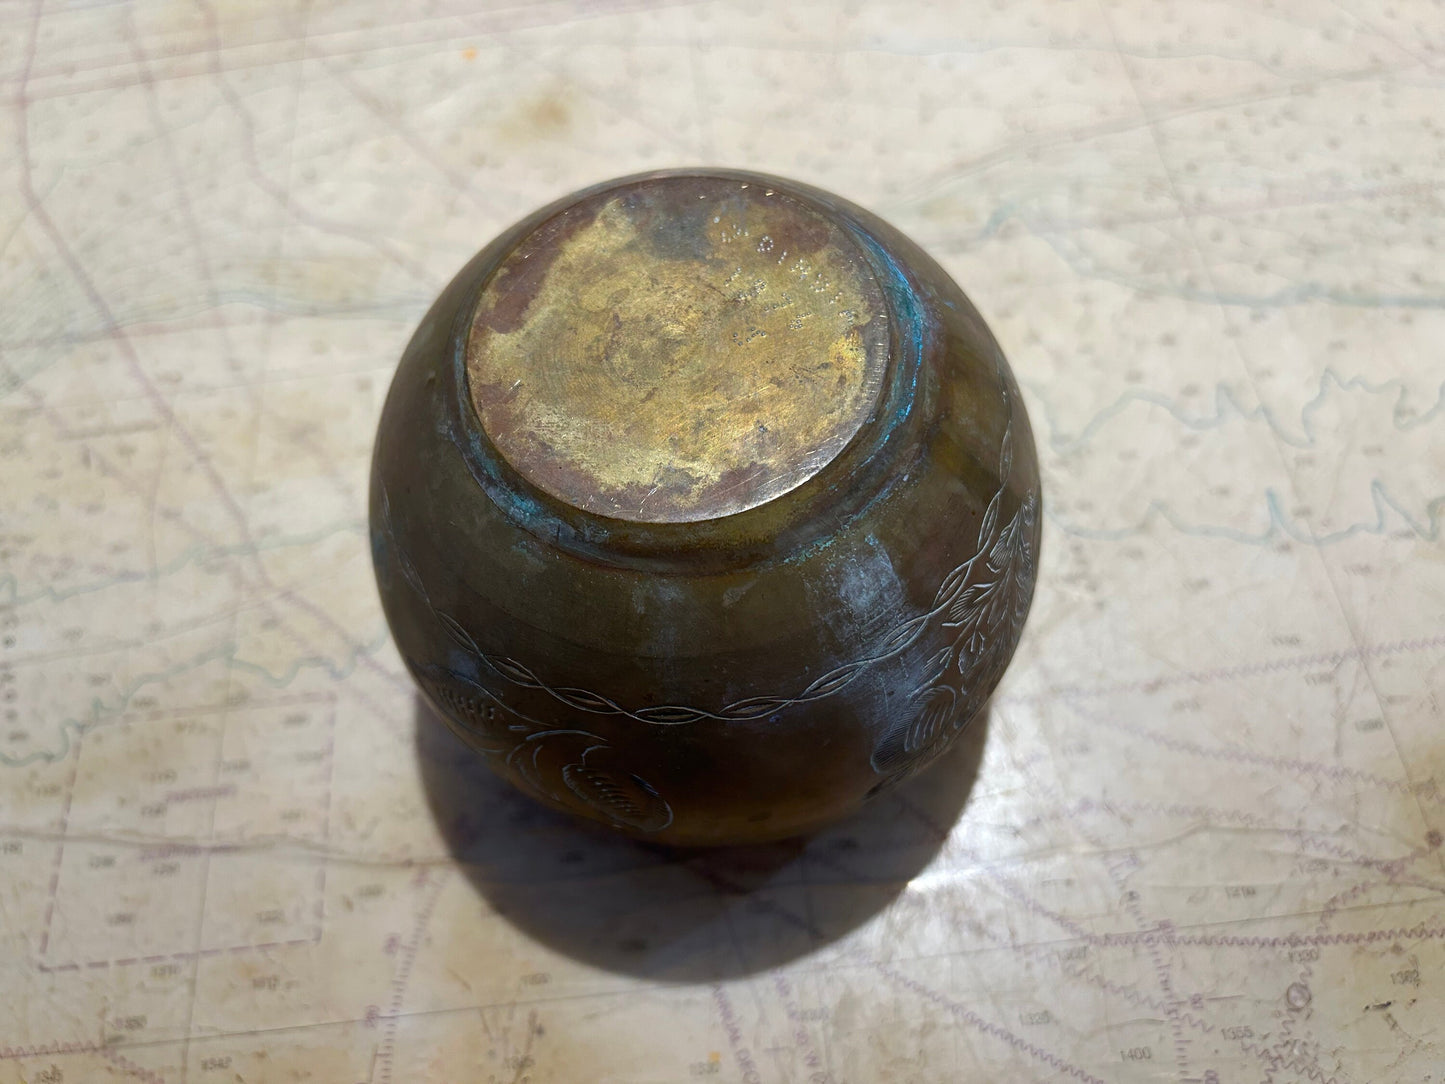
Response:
[466, 177, 889, 522]
[371, 169, 1042, 845]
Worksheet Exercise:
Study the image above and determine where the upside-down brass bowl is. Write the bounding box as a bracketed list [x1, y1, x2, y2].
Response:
[371, 169, 1041, 846]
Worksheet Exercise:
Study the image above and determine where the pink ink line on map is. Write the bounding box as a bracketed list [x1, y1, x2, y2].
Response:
[314, 699, 338, 929]
[1071, 701, 1439, 801]
[374, 870, 449, 1084]
[0, 1040, 105, 1061]
[38, 935, 319, 972]
[0, 1040, 169, 1082]
[897, 793, 1445, 951]
[686, 849, 1108, 1083]
[857, 951, 1108, 1084]
[36, 738, 80, 957]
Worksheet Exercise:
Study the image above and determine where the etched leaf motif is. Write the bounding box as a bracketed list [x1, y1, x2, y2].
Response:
[395, 544, 427, 599]
[436, 612, 479, 654]
[719, 696, 791, 720]
[988, 507, 1022, 572]
[379, 485, 429, 599]
[555, 687, 620, 713]
[562, 764, 673, 832]
[906, 685, 957, 753]
[489, 655, 542, 688]
[977, 491, 1001, 552]
[998, 423, 1013, 481]
[801, 662, 868, 700]
[637, 704, 710, 725]
[952, 491, 1039, 697]
[947, 580, 995, 627]
[1008, 491, 1040, 635]
[956, 636, 981, 676]
[933, 562, 973, 609]
[877, 612, 931, 655]
[924, 645, 954, 682]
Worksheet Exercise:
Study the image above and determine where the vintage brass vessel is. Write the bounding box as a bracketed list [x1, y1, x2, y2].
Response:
[371, 169, 1041, 845]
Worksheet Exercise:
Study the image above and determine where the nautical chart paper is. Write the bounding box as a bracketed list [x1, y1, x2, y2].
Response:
[2, 1, 1443, 1080]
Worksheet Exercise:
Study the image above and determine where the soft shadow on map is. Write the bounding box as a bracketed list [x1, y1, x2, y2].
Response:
[415, 694, 987, 982]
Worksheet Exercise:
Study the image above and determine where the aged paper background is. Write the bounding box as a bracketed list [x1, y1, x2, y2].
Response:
[3, 1, 1444, 1081]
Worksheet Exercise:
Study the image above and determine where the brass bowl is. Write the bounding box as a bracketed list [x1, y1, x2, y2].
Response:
[370, 169, 1041, 845]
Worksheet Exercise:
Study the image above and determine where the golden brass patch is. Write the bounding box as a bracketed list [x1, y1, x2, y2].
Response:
[465, 177, 889, 522]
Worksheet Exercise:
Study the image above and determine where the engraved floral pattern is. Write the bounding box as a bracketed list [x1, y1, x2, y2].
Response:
[383, 380, 1038, 795]
[414, 665, 674, 833]
[870, 423, 1039, 783]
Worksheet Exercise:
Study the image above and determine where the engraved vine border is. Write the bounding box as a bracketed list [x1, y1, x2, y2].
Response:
[380, 385, 1037, 729]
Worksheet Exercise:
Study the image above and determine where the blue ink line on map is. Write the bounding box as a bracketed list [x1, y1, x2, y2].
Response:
[0, 520, 366, 608]
[1025, 369, 1445, 454]
[1049, 482, 1445, 545]
[0, 627, 390, 767]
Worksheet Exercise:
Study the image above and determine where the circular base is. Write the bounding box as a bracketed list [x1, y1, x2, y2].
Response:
[465, 175, 890, 523]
